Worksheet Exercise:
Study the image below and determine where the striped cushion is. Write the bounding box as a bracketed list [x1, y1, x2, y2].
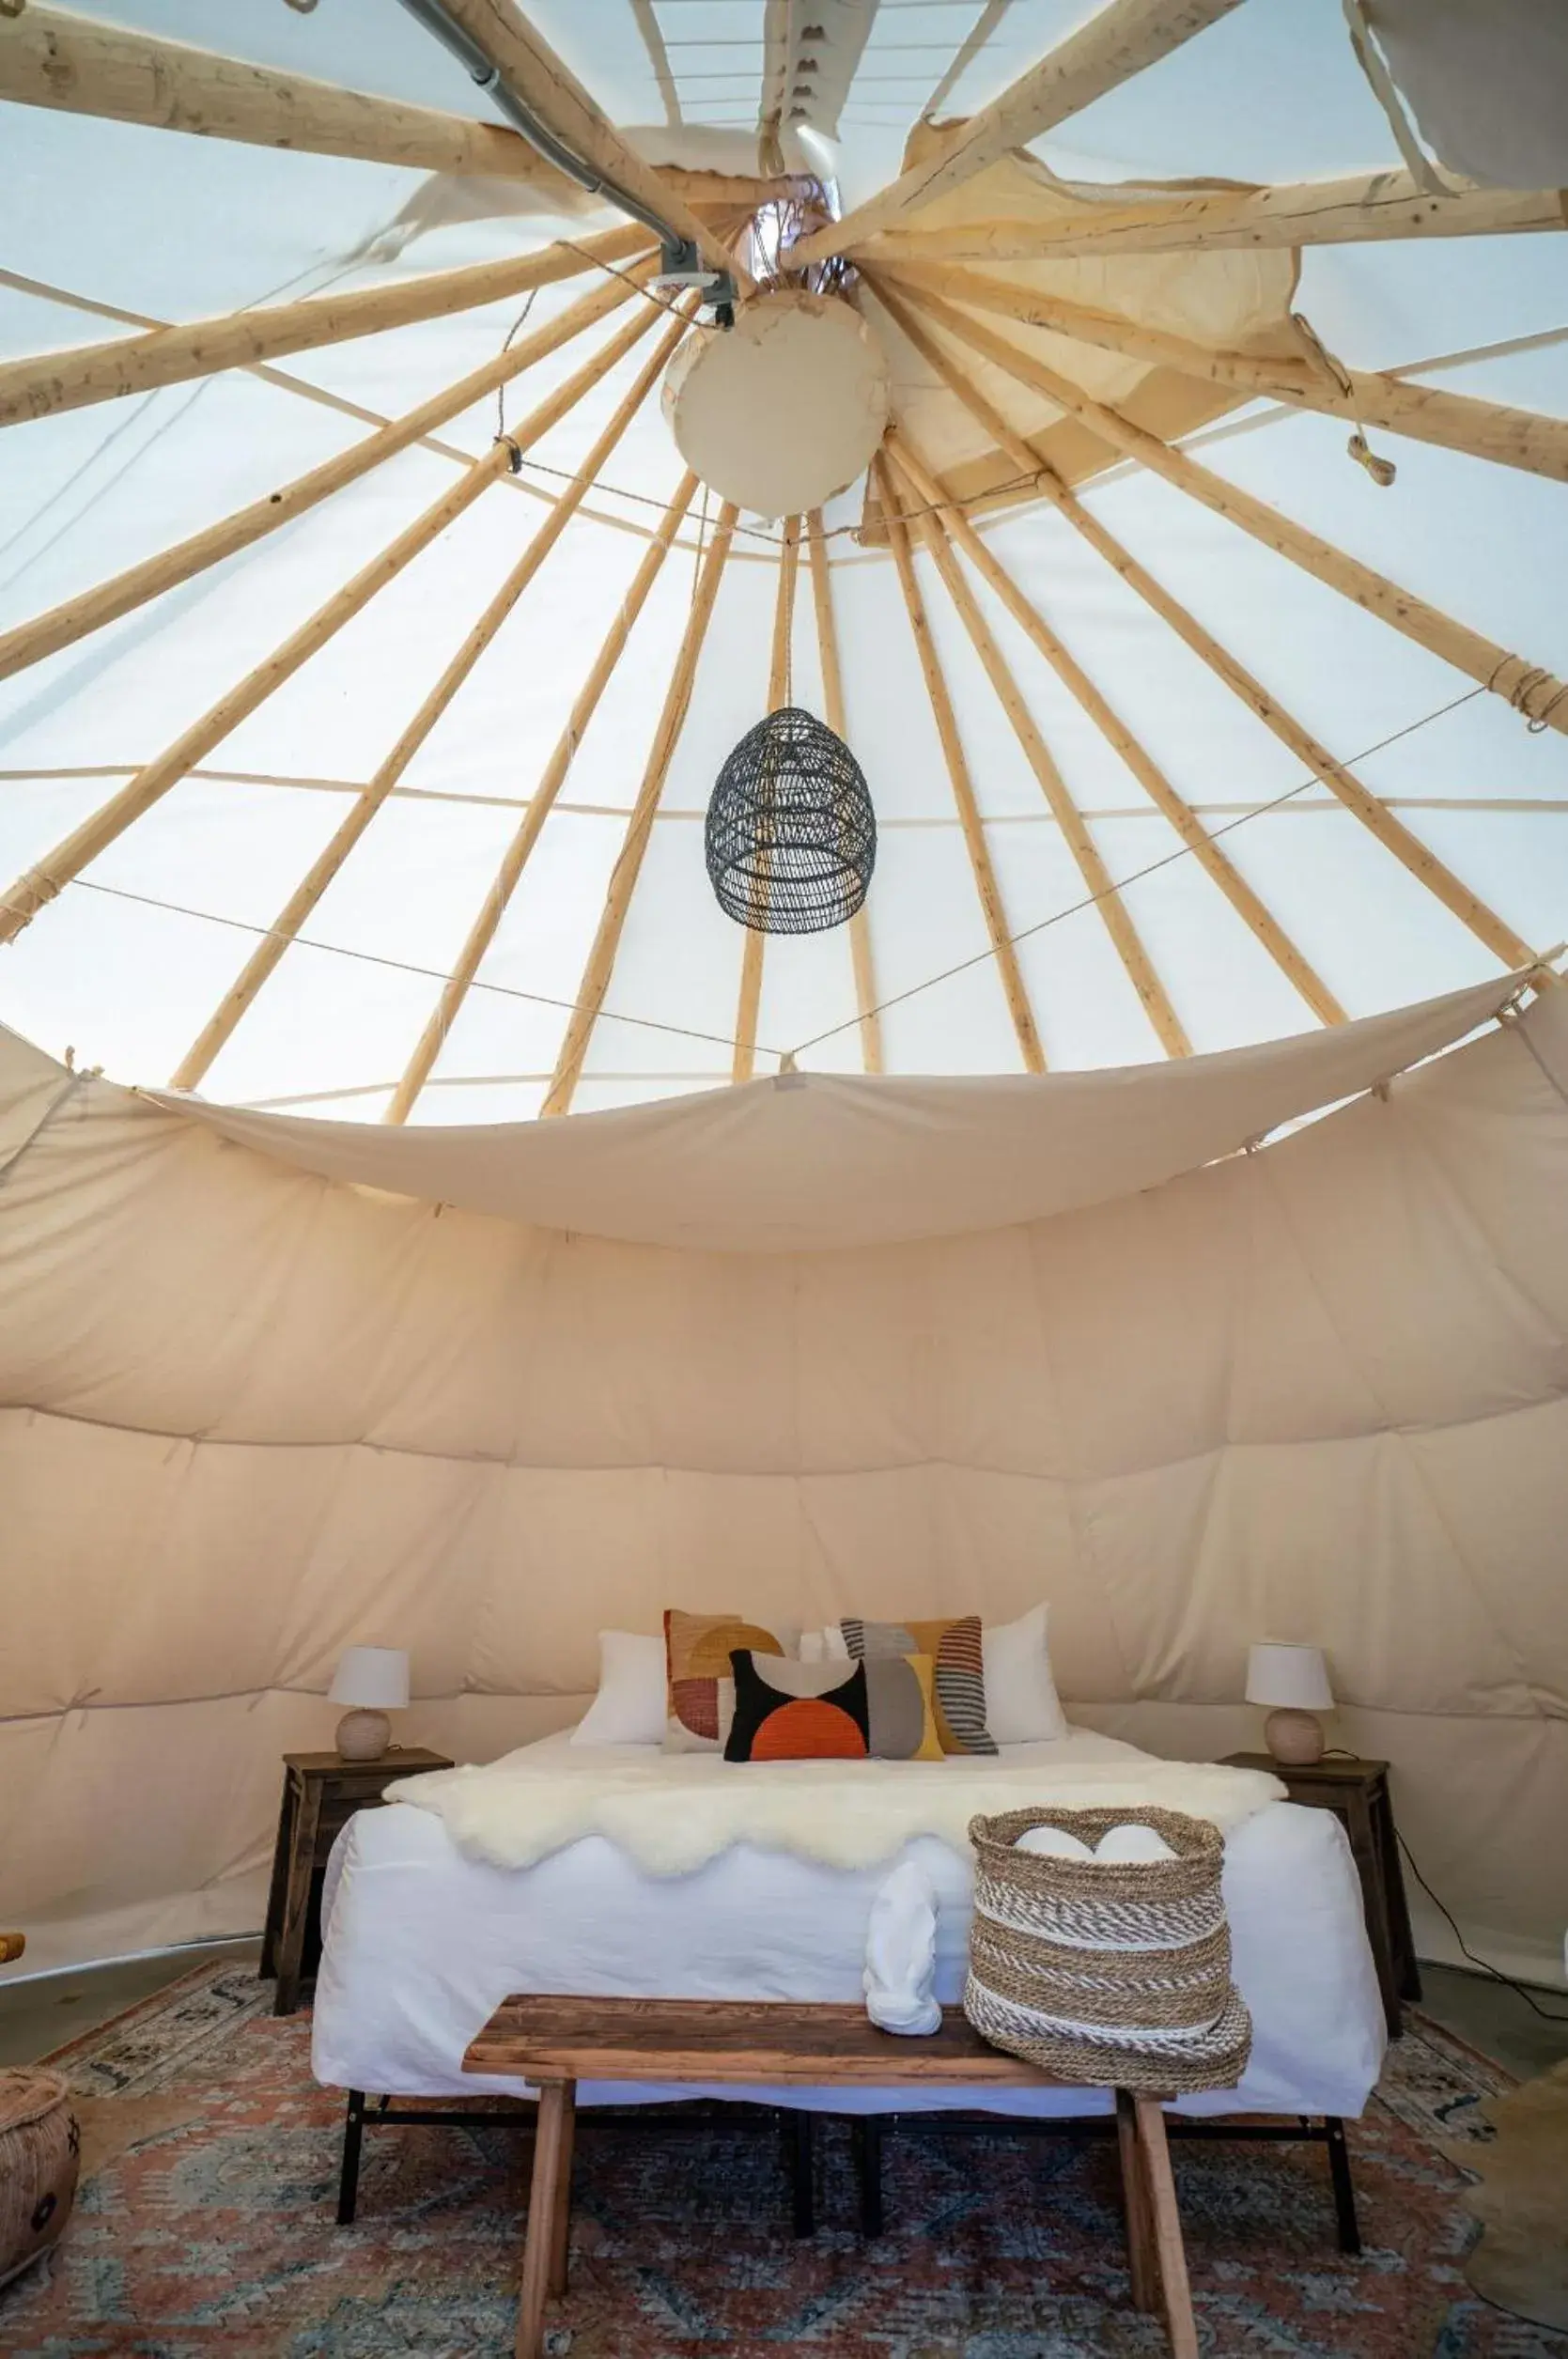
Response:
[839, 1615, 997, 1756]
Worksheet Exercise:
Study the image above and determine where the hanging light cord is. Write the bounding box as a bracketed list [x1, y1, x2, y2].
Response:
[495, 289, 540, 441]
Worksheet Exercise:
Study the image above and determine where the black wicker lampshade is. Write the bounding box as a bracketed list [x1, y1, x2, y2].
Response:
[705, 705, 876, 935]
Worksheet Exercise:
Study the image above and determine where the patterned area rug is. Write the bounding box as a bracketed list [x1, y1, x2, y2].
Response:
[0, 1963, 1561, 2357]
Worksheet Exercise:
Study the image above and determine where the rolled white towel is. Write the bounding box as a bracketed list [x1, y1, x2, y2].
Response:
[863, 1858, 941, 2035]
[1016, 1822, 1177, 1865]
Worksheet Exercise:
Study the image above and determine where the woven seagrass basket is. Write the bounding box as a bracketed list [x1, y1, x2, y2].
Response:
[964, 1806, 1252, 2092]
[0, 2068, 78, 2290]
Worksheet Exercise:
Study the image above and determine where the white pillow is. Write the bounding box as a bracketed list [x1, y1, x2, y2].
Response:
[570, 1630, 668, 1746]
[984, 1603, 1066, 1744]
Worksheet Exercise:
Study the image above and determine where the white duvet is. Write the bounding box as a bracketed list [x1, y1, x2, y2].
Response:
[314, 1730, 1388, 2121]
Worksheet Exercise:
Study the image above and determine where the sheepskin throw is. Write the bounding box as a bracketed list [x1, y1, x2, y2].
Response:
[387, 1743, 1284, 1879]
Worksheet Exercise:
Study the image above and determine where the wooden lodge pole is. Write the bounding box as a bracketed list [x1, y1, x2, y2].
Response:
[0, 247, 653, 685]
[886, 447, 1191, 1056]
[1, 9, 788, 210]
[806, 508, 883, 1073]
[792, 0, 1244, 263]
[732, 514, 801, 1084]
[432, 0, 753, 296]
[877, 456, 1048, 1073]
[876, 258, 1568, 484]
[854, 170, 1567, 262]
[541, 502, 741, 1117]
[166, 303, 687, 1091]
[870, 292, 1534, 970]
[0, 227, 650, 428]
[867, 278, 1568, 737]
[386, 473, 704, 1125]
[884, 432, 1346, 1026]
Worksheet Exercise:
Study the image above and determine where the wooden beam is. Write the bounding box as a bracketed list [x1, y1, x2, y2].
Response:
[1, 8, 784, 208]
[806, 508, 882, 1073]
[874, 277, 1568, 737]
[855, 169, 1567, 262]
[791, 0, 1244, 263]
[166, 303, 684, 1093]
[733, 515, 801, 1085]
[0, 226, 650, 429]
[877, 258, 1568, 483]
[542, 502, 740, 1118]
[884, 430, 1345, 1026]
[0, 442, 522, 943]
[0, 247, 649, 685]
[874, 294, 1533, 970]
[886, 448, 1191, 1056]
[386, 472, 702, 1125]
[432, 0, 754, 295]
[876, 455, 1047, 1073]
[0, 285, 673, 954]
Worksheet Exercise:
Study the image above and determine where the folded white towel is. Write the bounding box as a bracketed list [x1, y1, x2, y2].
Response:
[1016, 1822, 1177, 1865]
[863, 1859, 941, 2036]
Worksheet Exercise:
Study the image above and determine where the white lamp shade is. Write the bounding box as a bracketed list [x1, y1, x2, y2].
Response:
[328, 1646, 410, 1710]
[1246, 1641, 1333, 1712]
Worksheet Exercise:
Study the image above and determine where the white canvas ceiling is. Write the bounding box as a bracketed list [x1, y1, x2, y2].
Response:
[148, 966, 1530, 1249]
[0, 0, 1564, 1119]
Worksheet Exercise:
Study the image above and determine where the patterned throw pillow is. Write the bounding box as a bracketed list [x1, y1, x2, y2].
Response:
[839, 1615, 997, 1756]
[724, 1650, 943, 1763]
[662, 1608, 789, 1751]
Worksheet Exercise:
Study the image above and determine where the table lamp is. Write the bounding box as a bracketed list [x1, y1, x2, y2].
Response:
[1246, 1641, 1334, 1766]
[328, 1646, 410, 1762]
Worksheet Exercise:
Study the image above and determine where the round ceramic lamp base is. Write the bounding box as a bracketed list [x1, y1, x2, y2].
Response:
[1264, 1707, 1326, 1767]
[334, 1708, 392, 1763]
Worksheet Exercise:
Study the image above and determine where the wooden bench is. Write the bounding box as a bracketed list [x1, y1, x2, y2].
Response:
[463, 1995, 1201, 2359]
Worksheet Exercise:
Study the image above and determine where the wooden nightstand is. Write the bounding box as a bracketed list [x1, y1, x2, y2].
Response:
[1224, 1752, 1421, 2035]
[259, 1748, 453, 2016]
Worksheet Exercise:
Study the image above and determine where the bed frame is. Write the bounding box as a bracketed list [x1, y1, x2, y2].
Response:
[334, 2086, 1360, 2253]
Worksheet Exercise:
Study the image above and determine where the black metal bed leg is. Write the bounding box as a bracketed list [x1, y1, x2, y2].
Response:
[784, 2109, 815, 2238]
[852, 2117, 885, 2238]
[337, 2089, 365, 2226]
[1324, 2116, 1360, 2255]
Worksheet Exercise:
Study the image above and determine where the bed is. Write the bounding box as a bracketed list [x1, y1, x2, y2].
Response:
[312, 1727, 1387, 2123]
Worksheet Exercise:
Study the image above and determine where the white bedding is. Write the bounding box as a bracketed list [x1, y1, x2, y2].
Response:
[313, 1730, 1387, 2120]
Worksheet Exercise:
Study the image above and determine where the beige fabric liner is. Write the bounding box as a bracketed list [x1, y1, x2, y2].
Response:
[866, 149, 1304, 503]
[150, 970, 1526, 1251]
[2, 980, 1565, 1983]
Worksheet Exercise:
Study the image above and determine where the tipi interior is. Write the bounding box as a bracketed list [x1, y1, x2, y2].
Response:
[2, 0, 1567, 2348]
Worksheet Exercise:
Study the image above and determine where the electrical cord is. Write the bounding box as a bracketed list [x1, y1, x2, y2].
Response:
[1394, 1829, 1568, 2024]
[1324, 1740, 1568, 2022]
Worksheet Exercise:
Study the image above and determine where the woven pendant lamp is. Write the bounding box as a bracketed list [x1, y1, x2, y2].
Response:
[706, 704, 876, 935]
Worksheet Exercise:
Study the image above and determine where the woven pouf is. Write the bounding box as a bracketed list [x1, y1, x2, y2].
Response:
[0, 2069, 79, 2290]
[965, 1806, 1252, 2092]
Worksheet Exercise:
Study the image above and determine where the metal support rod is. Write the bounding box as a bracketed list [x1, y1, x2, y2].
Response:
[396, 0, 736, 311]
